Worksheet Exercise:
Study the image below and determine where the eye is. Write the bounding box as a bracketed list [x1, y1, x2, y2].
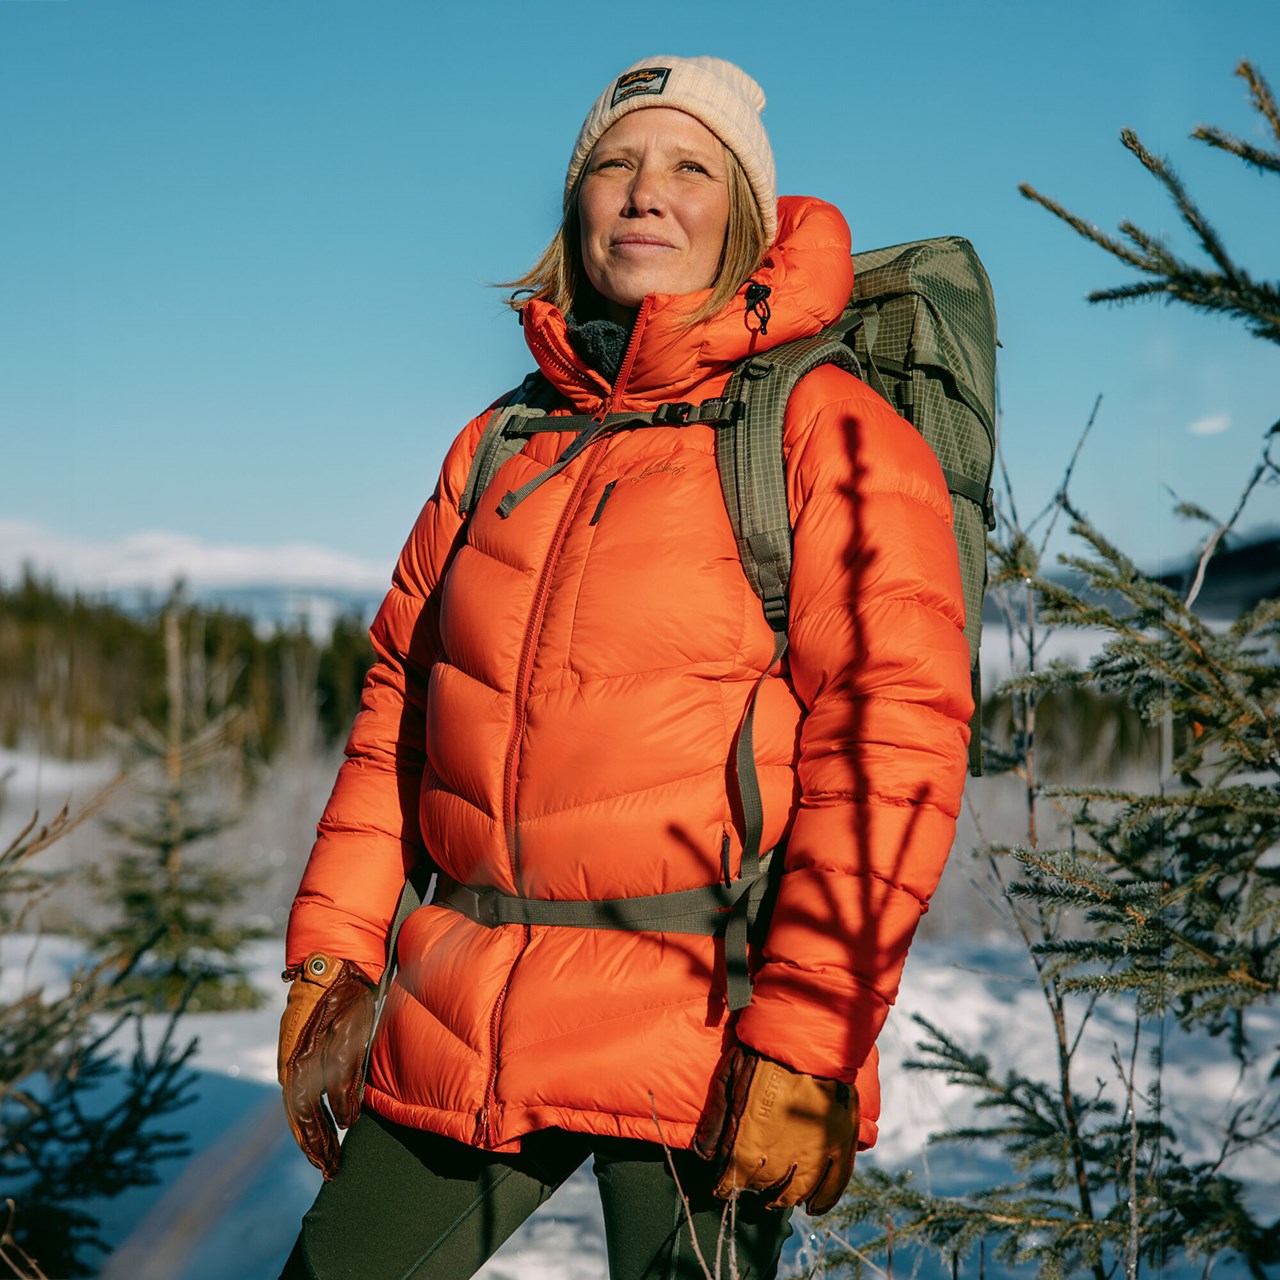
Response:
[678, 160, 708, 174]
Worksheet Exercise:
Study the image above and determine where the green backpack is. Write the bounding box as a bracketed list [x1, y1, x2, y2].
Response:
[432, 235, 998, 1011]
[715, 235, 997, 775]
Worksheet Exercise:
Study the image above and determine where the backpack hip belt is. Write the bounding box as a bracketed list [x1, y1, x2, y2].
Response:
[433, 849, 779, 1012]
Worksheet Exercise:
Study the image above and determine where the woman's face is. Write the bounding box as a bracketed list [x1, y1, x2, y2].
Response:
[578, 107, 731, 323]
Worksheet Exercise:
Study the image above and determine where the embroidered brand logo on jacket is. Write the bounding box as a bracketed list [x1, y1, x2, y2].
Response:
[611, 67, 670, 106]
[629, 460, 686, 484]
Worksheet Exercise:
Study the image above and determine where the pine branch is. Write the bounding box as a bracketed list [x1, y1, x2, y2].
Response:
[1119, 129, 1238, 279]
[1022, 63, 1280, 345]
[861, 73, 1280, 1268]
[1018, 182, 1152, 270]
[1193, 124, 1280, 176]
[1238, 60, 1280, 144]
[1014, 848, 1277, 1006]
[1, 774, 127, 877]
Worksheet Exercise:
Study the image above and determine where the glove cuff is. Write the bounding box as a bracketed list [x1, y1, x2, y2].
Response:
[281, 952, 371, 988]
[278, 953, 372, 1086]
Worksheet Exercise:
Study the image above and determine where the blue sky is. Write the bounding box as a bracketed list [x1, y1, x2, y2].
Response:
[3, 0, 1278, 587]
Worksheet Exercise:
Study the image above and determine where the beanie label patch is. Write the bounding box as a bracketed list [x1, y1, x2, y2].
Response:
[611, 66, 670, 106]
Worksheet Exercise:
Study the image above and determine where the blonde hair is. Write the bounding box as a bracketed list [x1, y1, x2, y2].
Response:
[503, 147, 767, 328]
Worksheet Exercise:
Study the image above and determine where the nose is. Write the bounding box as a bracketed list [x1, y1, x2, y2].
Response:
[623, 161, 665, 217]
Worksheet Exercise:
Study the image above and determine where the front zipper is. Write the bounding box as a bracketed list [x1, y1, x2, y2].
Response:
[477, 295, 654, 1148]
[605, 296, 652, 416]
[500, 293, 654, 878]
[478, 429, 612, 1148]
[501, 437, 608, 889]
[475, 966, 517, 1146]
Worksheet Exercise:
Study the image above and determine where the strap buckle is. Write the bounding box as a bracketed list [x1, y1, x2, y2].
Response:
[761, 593, 788, 632]
[652, 402, 694, 425]
[697, 397, 743, 426]
[450, 883, 502, 926]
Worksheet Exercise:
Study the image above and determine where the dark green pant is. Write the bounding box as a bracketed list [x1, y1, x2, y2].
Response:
[280, 1111, 792, 1280]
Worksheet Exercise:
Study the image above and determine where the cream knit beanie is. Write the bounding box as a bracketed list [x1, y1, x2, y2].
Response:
[565, 56, 778, 247]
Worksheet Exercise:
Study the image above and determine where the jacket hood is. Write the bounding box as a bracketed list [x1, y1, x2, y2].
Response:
[520, 195, 854, 413]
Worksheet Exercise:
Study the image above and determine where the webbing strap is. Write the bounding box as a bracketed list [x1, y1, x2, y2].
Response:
[436, 849, 777, 1012]
[506, 400, 740, 438]
[711, 340, 864, 1006]
[437, 868, 757, 932]
[943, 469, 992, 514]
[722, 626, 789, 1008]
[496, 417, 619, 515]
[850, 309, 891, 403]
[363, 860, 435, 1089]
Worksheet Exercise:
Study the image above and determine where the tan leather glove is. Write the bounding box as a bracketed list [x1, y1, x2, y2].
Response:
[277, 952, 375, 1180]
[693, 1046, 858, 1215]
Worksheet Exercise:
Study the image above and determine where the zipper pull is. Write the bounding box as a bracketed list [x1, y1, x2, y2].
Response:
[589, 480, 618, 526]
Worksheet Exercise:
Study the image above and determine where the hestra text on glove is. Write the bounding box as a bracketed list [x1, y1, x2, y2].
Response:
[693, 1046, 858, 1215]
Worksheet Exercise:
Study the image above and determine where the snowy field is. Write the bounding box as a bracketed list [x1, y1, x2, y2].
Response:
[3, 739, 1275, 1278]
[3, 929, 1276, 1280]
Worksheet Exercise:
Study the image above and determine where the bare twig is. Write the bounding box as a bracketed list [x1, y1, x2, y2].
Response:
[649, 1092, 722, 1280]
[0, 1199, 48, 1280]
[2, 772, 128, 867]
[1184, 423, 1280, 609]
[1111, 1028, 1142, 1280]
[811, 1224, 889, 1278]
[996, 434, 1022, 536]
[1040, 394, 1104, 556]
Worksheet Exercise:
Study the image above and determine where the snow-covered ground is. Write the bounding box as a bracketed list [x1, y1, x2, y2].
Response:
[3, 930, 1276, 1280]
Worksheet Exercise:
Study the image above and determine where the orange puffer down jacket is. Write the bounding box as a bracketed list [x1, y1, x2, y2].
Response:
[286, 195, 973, 1155]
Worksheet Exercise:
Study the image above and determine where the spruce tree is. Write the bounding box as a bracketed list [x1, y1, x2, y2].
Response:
[84, 601, 268, 1013]
[818, 61, 1280, 1279]
[1, 790, 197, 1279]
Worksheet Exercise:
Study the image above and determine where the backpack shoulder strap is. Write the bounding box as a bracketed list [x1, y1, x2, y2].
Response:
[458, 372, 559, 518]
[715, 334, 865, 990]
[717, 334, 863, 632]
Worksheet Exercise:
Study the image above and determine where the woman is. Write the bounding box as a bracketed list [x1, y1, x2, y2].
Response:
[278, 55, 972, 1280]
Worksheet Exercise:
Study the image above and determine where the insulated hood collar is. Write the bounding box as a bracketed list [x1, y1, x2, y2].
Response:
[522, 196, 855, 414]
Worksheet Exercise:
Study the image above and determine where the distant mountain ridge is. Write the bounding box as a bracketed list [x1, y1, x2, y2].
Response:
[106, 581, 388, 637]
[0, 520, 389, 633]
[978, 529, 1279, 622]
[4, 519, 1274, 635]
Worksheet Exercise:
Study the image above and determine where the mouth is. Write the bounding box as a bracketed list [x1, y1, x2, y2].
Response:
[611, 236, 675, 250]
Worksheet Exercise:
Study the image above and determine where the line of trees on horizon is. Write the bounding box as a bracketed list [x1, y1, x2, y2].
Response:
[0, 571, 374, 765]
